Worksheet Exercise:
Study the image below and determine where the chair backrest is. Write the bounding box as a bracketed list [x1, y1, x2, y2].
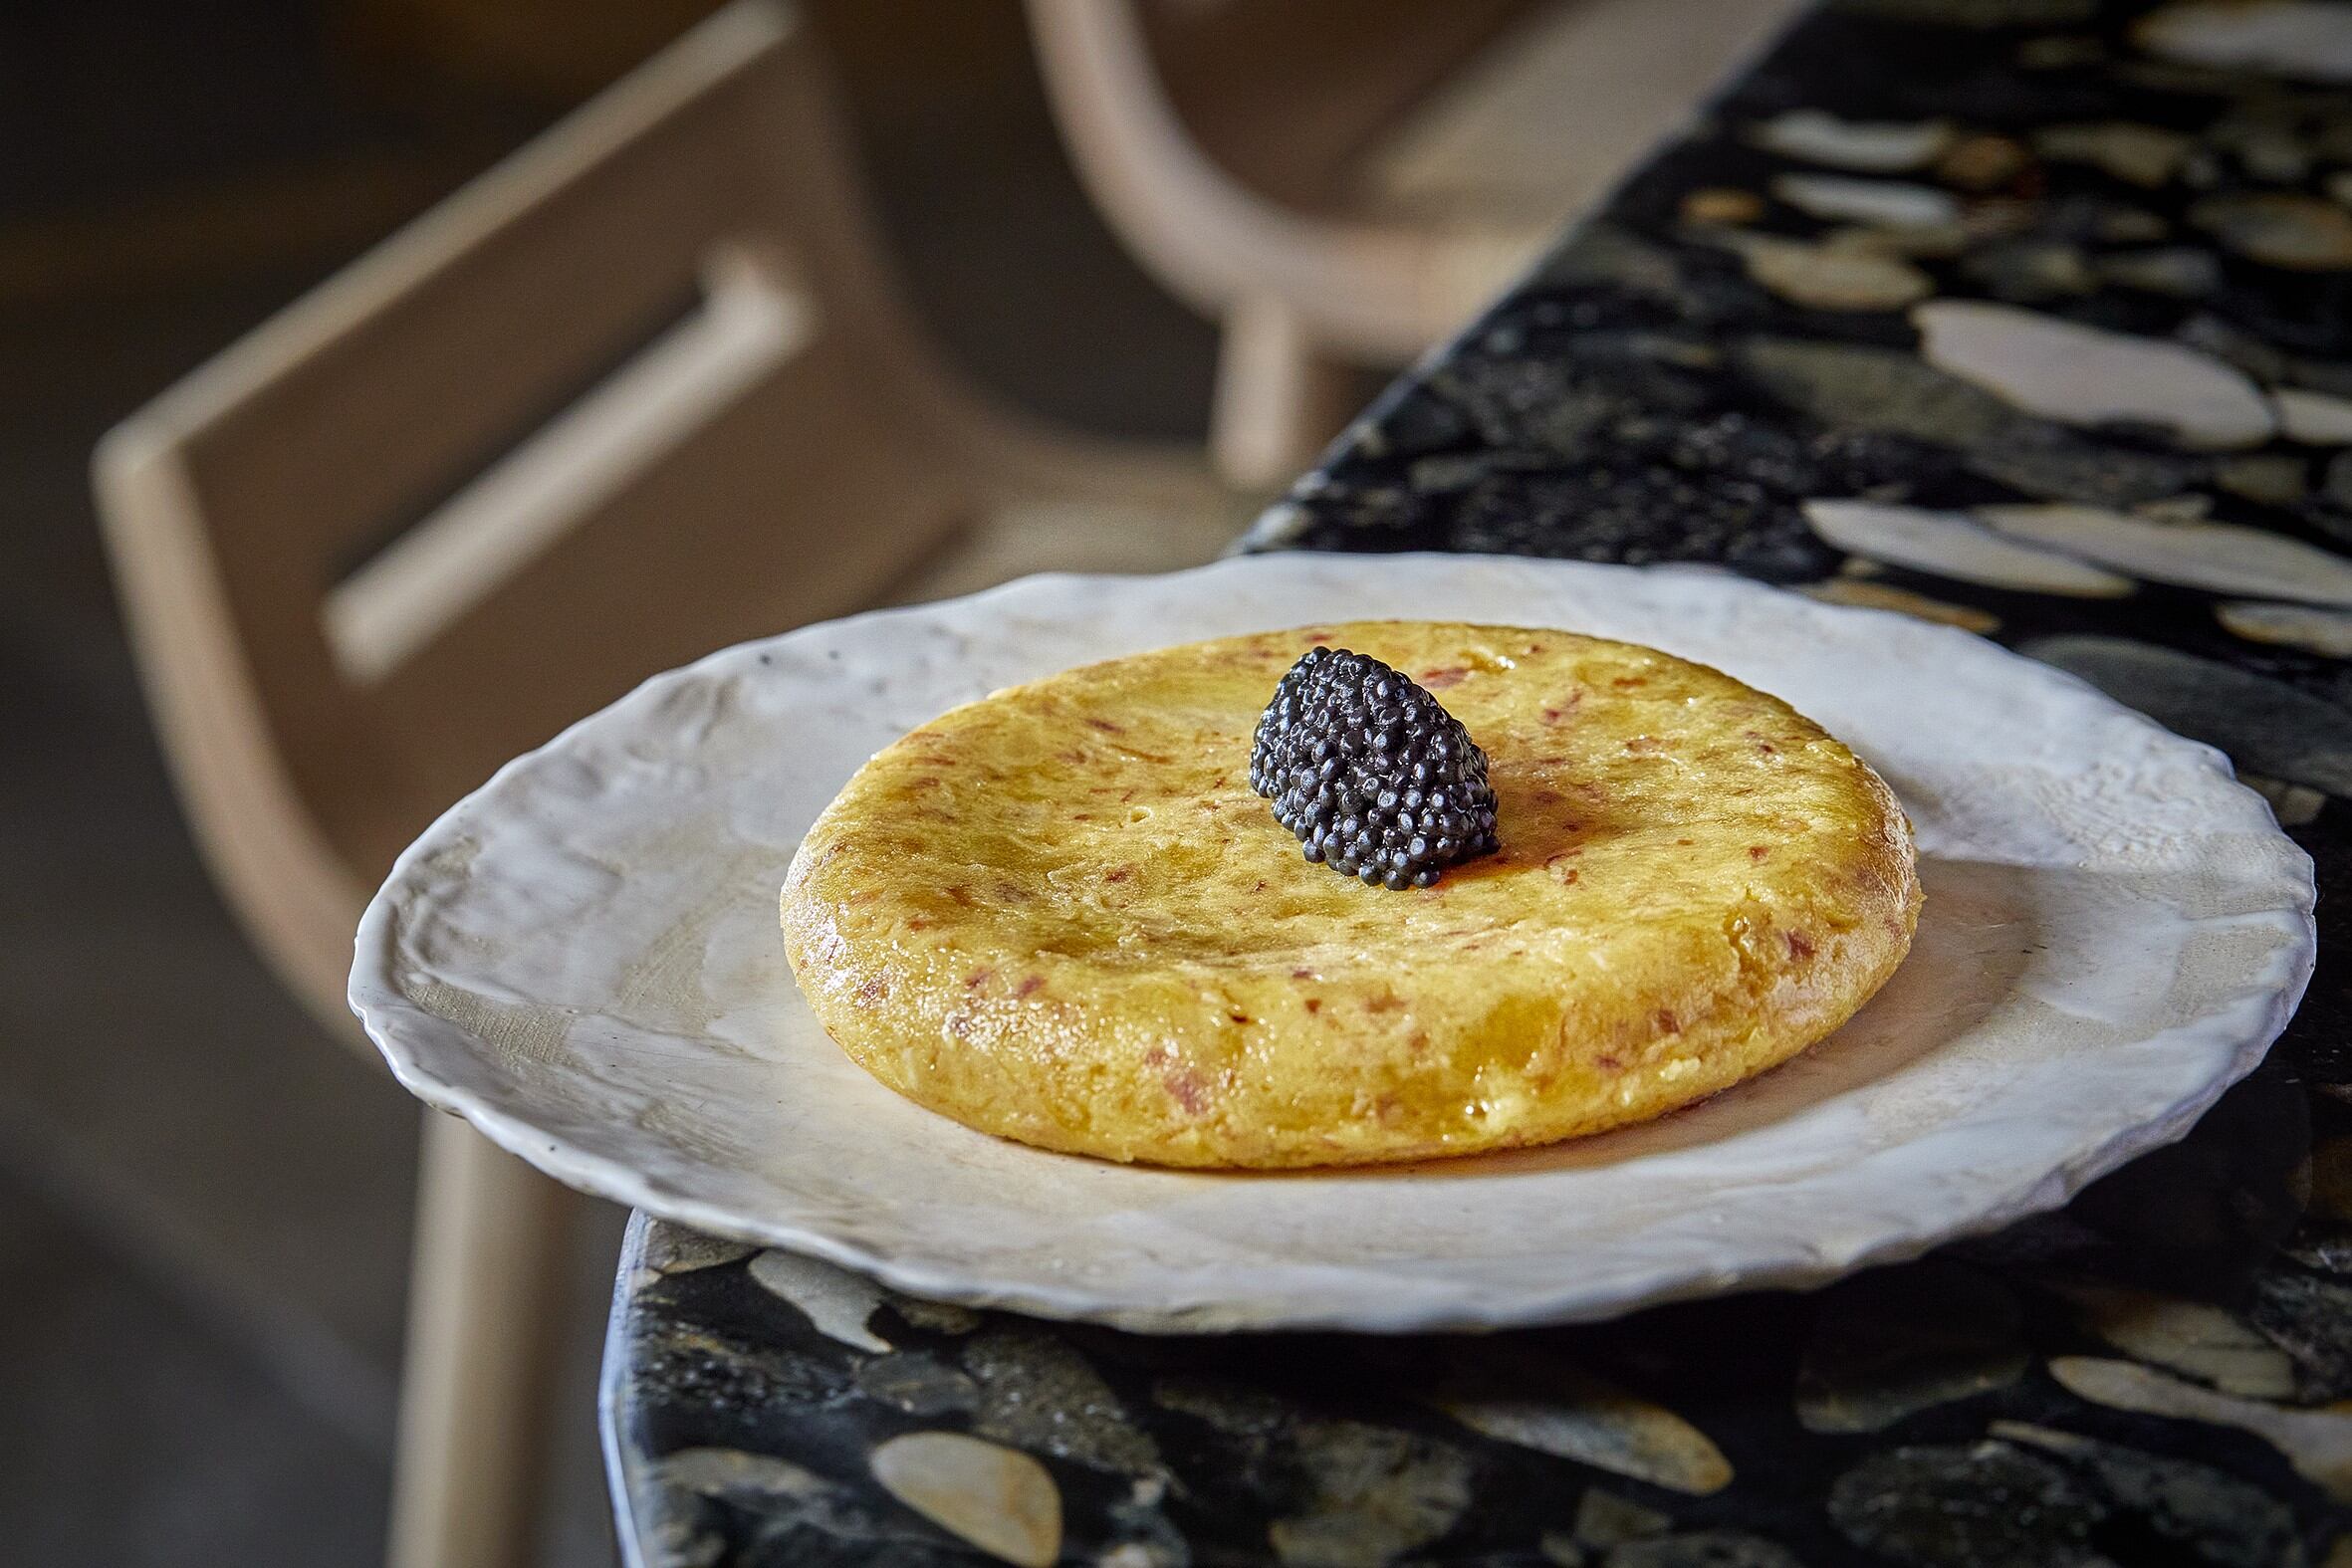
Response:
[1026, 0, 1553, 361]
[1129, 0, 1534, 213]
[93, 1, 1011, 1023]
[1028, 0, 1802, 362]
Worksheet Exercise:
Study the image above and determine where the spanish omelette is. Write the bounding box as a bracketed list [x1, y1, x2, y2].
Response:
[781, 621, 1919, 1168]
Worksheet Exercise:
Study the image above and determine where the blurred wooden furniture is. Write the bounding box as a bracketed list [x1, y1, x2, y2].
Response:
[1026, 0, 1803, 486]
[92, 5, 1234, 1566]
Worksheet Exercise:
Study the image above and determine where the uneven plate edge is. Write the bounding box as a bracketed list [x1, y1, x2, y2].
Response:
[349, 555, 2320, 1333]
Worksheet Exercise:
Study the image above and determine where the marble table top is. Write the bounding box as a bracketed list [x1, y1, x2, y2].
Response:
[603, 2, 2352, 1562]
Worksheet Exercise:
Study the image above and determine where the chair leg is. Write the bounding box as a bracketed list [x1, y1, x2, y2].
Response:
[1209, 294, 1366, 491]
[388, 1110, 580, 1568]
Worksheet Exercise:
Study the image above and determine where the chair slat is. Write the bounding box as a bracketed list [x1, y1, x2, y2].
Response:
[102, 2, 993, 872]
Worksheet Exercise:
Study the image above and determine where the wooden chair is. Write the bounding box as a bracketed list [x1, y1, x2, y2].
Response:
[1026, 0, 1805, 486]
[91, 5, 1238, 1565]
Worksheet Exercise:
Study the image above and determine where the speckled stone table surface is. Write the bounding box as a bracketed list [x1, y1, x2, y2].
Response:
[603, 3, 2352, 1563]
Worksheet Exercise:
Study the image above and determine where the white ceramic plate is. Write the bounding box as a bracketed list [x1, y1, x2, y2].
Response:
[351, 555, 2315, 1333]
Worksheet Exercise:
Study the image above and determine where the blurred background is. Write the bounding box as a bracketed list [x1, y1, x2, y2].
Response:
[0, 0, 1784, 1560]
[0, 4, 1219, 1564]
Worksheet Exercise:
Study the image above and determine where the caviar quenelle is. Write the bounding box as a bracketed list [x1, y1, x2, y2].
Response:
[1248, 646, 1500, 889]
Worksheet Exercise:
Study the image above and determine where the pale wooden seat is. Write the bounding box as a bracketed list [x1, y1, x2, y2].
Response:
[1027, 0, 1804, 486]
[92, 5, 1237, 1565]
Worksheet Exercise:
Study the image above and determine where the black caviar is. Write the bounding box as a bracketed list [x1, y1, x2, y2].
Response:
[1248, 647, 1500, 889]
